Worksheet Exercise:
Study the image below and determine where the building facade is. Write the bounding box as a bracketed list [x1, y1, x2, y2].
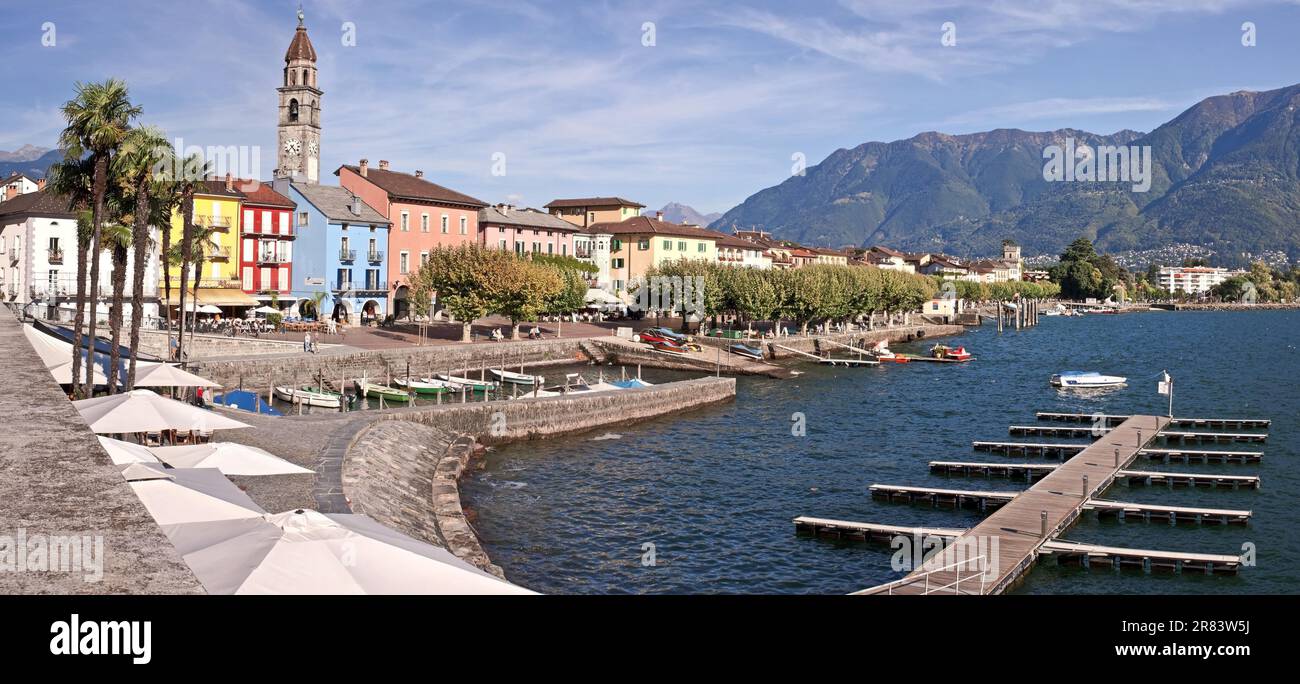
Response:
[478, 204, 579, 258]
[337, 160, 487, 317]
[236, 181, 296, 301]
[161, 177, 256, 309]
[545, 197, 644, 228]
[1157, 266, 1247, 295]
[584, 215, 719, 294]
[278, 181, 391, 324]
[1, 174, 41, 203]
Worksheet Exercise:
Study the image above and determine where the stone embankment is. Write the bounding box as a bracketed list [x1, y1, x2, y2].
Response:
[1160, 302, 1300, 311]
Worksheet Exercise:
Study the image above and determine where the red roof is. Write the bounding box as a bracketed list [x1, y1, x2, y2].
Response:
[544, 197, 644, 209]
[586, 215, 720, 240]
[230, 179, 295, 208]
[337, 165, 488, 208]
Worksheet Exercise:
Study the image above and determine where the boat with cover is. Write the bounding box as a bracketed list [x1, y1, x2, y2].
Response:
[729, 343, 764, 360]
[1050, 371, 1127, 388]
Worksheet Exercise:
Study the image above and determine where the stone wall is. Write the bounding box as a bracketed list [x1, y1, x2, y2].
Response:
[190, 337, 590, 390]
[0, 313, 202, 594]
[762, 323, 965, 358]
[135, 329, 331, 359]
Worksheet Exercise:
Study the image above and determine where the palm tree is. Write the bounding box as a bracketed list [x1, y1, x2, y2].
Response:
[173, 155, 211, 364]
[44, 158, 94, 395]
[185, 222, 219, 354]
[114, 126, 175, 387]
[102, 219, 132, 393]
[58, 79, 141, 396]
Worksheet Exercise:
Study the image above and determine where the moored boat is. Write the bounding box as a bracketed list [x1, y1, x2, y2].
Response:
[433, 374, 499, 392]
[650, 340, 689, 355]
[867, 340, 909, 363]
[729, 343, 764, 360]
[1050, 371, 1127, 388]
[274, 385, 347, 408]
[929, 344, 973, 362]
[355, 380, 413, 402]
[489, 369, 545, 386]
[392, 377, 455, 395]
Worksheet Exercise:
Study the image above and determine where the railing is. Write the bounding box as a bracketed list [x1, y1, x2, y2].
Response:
[242, 225, 293, 238]
[258, 252, 289, 264]
[575, 250, 593, 259]
[197, 216, 233, 232]
[367, 250, 384, 263]
[207, 246, 232, 260]
[48, 249, 65, 264]
[334, 281, 387, 293]
[865, 555, 991, 595]
[339, 249, 356, 261]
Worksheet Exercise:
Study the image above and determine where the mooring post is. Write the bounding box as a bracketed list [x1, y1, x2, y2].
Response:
[1115, 448, 1120, 467]
[1041, 510, 1048, 537]
[1082, 474, 1089, 497]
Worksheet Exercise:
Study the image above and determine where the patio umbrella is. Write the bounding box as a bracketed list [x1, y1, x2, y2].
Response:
[73, 389, 252, 433]
[133, 363, 222, 388]
[152, 442, 313, 476]
[180, 509, 535, 595]
[23, 325, 110, 385]
[253, 306, 280, 314]
[96, 436, 162, 465]
[198, 304, 222, 314]
[122, 463, 266, 527]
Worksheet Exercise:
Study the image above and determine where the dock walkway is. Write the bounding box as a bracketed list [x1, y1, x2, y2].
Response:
[859, 415, 1170, 594]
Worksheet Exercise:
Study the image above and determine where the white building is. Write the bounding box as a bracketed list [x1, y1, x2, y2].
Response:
[0, 190, 160, 323]
[1, 173, 41, 203]
[574, 229, 614, 290]
[715, 233, 772, 269]
[1157, 266, 1247, 295]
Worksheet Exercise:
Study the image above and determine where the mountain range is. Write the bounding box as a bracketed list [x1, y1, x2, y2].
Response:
[649, 202, 722, 227]
[0, 149, 61, 180]
[711, 83, 1300, 260]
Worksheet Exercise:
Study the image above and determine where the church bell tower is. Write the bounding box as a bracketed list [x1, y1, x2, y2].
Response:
[276, 8, 322, 183]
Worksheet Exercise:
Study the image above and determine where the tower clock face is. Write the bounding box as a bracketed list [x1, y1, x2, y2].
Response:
[308, 141, 318, 156]
[284, 138, 301, 155]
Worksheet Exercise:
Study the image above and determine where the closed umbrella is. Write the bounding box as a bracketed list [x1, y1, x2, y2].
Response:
[96, 436, 162, 465]
[133, 363, 221, 388]
[73, 389, 252, 433]
[122, 463, 266, 527]
[180, 509, 535, 595]
[152, 442, 312, 476]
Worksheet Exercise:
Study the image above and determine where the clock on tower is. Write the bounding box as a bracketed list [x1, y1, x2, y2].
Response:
[275, 9, 323, 183]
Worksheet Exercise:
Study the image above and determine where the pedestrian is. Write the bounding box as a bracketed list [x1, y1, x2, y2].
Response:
[303, 331, 311, 353]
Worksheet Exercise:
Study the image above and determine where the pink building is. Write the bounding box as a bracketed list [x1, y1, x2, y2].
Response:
[478, 204, 579, 258]
[336, 159, 487, 318]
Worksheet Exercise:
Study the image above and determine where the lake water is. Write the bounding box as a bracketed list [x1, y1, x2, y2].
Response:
[460, 311, 1299, 594]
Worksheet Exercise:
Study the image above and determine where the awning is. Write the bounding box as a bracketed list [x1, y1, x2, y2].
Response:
[164, 288, 260, 307]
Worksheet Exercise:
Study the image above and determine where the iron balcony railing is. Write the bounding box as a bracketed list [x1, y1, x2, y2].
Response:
[48, 249, 65, 264]
[367, 250, 384, 263]
[259, 252, 289, 264]
[339, 249, 357, 262]
[334, 281, 387, 293]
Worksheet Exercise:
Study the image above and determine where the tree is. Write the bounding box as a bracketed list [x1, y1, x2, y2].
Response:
[102, 218, 132, 392]
[59, 79, 141, 394]
[487, 257, 563, 340]
[409, 244, 499, 342]
[172, 154, 211, 362]
[113, 125, 174, 387]
[44, 157, 94, 394]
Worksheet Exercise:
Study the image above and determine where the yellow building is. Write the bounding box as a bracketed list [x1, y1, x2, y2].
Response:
[545, 196, 644, 228]
[584, 215, 718, 293]
[161, 178, 257, 307]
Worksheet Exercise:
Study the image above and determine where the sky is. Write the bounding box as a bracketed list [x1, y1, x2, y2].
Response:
[4, 0, 1300, 216]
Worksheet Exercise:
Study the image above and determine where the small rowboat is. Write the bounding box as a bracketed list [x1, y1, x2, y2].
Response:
[729, 343, 764, 360]
[1050, 371, 1127, 388]
[274, 386, 345, 409]
[356, 380, 412, 402]
[650, 340, 689, 355]
[434, 374, 499, 392]
[489, 369, 545, 386]
[392, 377, 455, 395]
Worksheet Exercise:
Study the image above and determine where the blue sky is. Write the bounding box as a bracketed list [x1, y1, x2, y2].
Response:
[4, 0, 1300, 215]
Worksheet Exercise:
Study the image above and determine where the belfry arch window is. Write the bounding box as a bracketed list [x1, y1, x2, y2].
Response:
[289, 99, 299, 122]
[289, 70, 296, 86]
[303, 69, 309, 86]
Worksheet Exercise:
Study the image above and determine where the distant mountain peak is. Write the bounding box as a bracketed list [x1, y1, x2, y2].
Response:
[0, 145, 51, 163]
[648, 202, 722, 226]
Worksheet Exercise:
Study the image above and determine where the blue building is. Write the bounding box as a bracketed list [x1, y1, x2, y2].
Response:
[274, 180, 391, 324]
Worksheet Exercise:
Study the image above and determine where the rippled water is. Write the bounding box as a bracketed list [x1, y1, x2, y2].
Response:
[460, 311, 1299, 594]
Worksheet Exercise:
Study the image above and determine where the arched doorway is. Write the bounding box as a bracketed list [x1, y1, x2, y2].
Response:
[394, 286, 409, 320]
[297, 297, 317, 320]
[330, 298, 350, 323]
[362, 300, 379, 325]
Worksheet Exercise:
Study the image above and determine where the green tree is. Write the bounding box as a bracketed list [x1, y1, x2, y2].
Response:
[44, 157, 94, 393]
[409, 244, 499, 342]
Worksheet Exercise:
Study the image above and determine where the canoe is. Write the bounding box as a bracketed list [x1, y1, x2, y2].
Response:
[274, 386, 344, 409]
[356, 380, 412, 402]
[489, 369, 545, 386]
[434, 374, 499, 391]
[392, 377, 454, 395]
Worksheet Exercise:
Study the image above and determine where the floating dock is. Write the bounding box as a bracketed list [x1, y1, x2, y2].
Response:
[1082, 499, 1251, 525]
[972, 440, 1262, 463]
[1035, 412, 1270, 430]
[869, 484, 1015, 511]
[793, 517, 963, 542]
[1038, 540, 1242, 574]
[927, 461, 1260, 489]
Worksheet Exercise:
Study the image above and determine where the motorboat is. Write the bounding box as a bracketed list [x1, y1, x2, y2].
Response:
[1050, 371, 1127, 388]
[929, 344, 972, 362]
[729, 343, 764, 360]
[650, 340, 690, 355]
[867, 339, 909, 363]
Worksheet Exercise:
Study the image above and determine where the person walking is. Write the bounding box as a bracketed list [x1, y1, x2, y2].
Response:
[303, 331, 312, 353]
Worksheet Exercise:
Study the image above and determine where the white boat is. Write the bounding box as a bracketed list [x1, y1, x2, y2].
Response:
[274, 385, 344, 409]
[433, 373, 499, 391]
[391, 377, 457, 395]
[489, 369, 545, 386]
[1050, 371, 1127, 388]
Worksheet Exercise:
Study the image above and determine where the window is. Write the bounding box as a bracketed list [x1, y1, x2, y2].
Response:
[611, 239, 621, 252]
[588, 212, 595, 224]
[515, 242, 524, 255]
[499, 239, 507, 250]
[663, 239, 672, 250]
[341, 236, 349, 251]
[421, 214, 430, 232]
[532, 241, 541, 253]
[420, 251, 429, 266]
[441, 215, 449, 234]
[400, 212, 409, 232]
[698, 243, 706, 253]
[612, 258, 625, 268]
[460, 216, 468, 235]
[547, 243, 553, 254]
[678, 241, 686, 251]
[399, 251, 409, 274]
[561, 244, 567, 256]
[638, 239, 649, 250]
[337, 268, 350, 291]
[366, 269, 380, 290]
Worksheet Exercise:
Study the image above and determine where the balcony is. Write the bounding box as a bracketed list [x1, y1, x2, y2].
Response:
[258, 252, 289, 264]
[241, 225, 293, 238]
[48, 249, 65, 264]
[197, 216, 233, 233]
[339, 249, 356, 262]
[206, 246, 232, 261]
[333, 281, 387, 293]
[367, 250, 384, 263]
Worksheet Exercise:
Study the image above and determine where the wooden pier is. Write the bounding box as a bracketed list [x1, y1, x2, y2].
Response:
[928, 461, 1260, 489]
[1139, 447, 1262, 464]
[1035, 412, 1270, 430]
[862, 415, 1177, 594]
[869, 484, 1015, 511]
[1038, 540, 1242, 574]
[973, 440, 1262, 463]
[1008, 424, 1266, 444]
[1083, 499, 1251, 525]
[871, 483, 1249, 524]
[793, 517, 963, 543]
